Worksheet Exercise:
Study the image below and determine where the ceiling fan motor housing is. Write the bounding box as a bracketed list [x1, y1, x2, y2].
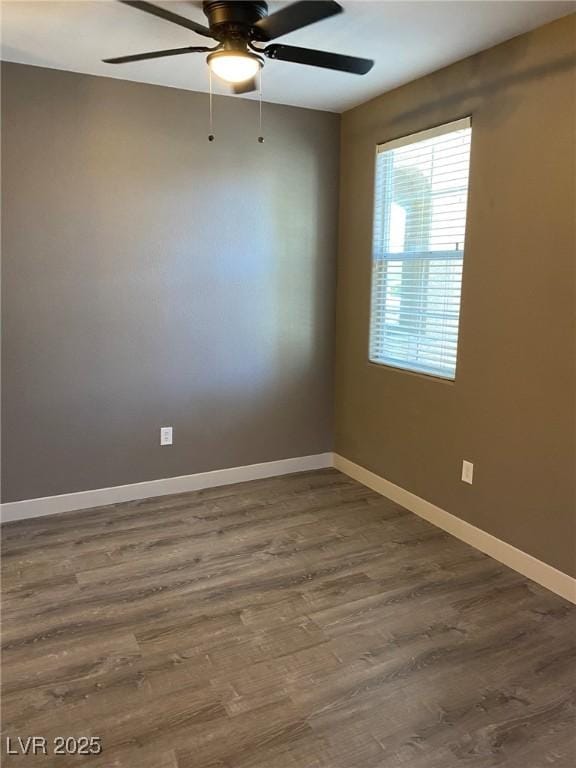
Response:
[202, 1, 269, 40]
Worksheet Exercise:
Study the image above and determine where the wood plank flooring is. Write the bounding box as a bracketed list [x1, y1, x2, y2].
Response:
[1, 468, 575, 767]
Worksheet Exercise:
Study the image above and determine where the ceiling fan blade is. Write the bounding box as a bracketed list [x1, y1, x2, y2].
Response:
[118, 1, 213, 39]
[254, 1, 342, 41]
[264, 44, 374, 75]
[103, 46, 213, 64]
[232, 77, 258, 95]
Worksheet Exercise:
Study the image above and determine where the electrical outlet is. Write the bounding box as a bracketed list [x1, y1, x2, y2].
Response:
[461, 460, 474, 484]
[160, 426, 173, 446]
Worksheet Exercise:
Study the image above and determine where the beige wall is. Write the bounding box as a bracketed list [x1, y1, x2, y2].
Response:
[335, 15, 576, 577]
[1, 63, 339, 502]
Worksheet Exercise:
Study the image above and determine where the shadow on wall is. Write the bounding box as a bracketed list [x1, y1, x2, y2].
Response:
[271, 133, 335, 444]
[390, 46, 576, 129]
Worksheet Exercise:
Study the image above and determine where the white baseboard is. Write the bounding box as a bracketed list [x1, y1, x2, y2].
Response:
[4, 450, 573, 605]
[334, 454, 576, 605]
[0, 453, 333, 524]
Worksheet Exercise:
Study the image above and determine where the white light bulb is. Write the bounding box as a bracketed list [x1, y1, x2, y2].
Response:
[209, 53, 260, 84]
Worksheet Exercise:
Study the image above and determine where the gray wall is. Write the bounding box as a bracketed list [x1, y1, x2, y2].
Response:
[1, 62, 339, 502]
[335, 15, 576, 577]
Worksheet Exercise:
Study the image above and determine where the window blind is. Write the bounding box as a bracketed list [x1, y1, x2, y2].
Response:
[369, 118, 471, 380]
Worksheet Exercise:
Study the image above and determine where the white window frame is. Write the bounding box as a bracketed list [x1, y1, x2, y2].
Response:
[369, 117, 472, 381]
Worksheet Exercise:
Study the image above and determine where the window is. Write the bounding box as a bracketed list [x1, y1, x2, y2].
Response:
[369, 117, 472, 380]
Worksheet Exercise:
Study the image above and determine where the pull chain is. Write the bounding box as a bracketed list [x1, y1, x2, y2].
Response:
[258, 68, 264, 143]
[208, 68, 215, 142]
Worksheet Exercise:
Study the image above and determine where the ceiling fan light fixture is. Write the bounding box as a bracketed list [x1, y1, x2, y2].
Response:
[207, 50, 262, 84]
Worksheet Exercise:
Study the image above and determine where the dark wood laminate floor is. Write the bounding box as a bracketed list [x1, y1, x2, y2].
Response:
[1, 468, 575, 767]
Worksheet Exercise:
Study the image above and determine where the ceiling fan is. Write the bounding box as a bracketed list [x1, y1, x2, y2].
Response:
[103, 1, 374, 94]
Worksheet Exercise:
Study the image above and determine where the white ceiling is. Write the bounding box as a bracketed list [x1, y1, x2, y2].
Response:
[1, 0, 574, 112]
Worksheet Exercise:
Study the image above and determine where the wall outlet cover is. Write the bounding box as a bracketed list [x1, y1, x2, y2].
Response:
[160, 426, 173, 446]
[462, 460, 474, 484]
